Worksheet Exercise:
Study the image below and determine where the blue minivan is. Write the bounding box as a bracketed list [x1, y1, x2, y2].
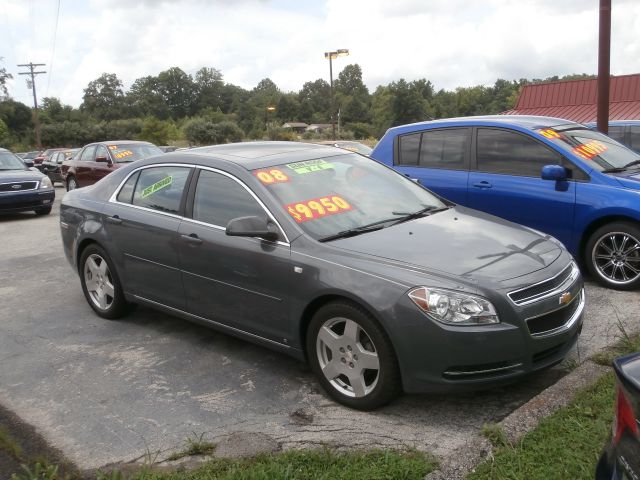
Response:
[371, 115, 640, 290]
[587, 120, 640, 154]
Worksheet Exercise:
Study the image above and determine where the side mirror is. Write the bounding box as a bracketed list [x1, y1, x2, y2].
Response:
[95, 155, 110, 163]
[23, 159, 34, 168]
[541, 164, 568, 181]
[226, 216, 280, 241]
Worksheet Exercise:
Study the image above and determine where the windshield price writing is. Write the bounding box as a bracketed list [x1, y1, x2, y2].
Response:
[286, 195, 353, 223]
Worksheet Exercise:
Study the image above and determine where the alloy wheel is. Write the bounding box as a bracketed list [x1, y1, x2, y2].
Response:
[592, 231, 640, 285]
[83, 253, 115, 310]
[315, 317, 380, 398]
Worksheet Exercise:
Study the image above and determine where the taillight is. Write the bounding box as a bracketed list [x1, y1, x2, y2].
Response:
[613, 385, 639, 446]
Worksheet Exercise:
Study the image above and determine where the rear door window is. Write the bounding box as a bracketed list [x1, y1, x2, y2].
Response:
[419, 128, 468, 170]
[397, 133, 420, 166]
[132, 166, 191, 215]
[192, 169, 265, 227]
[476, 128, 562, 177]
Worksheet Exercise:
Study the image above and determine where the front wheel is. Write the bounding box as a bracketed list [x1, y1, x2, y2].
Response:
[585, 222, 640, 290]
[306, 301, 401, 410]
[79, 245, 131, 319]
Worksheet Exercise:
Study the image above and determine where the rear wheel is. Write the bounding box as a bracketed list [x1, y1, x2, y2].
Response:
[67, 176, 78, 191]
[585, 222, 640, 290]
[79, 245, 131, 319]
[306, 301, 401, 410]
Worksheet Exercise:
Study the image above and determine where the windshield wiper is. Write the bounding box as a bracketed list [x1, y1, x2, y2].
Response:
[602, 159, 640, 173]
[390, 205, 450, 225]
[318, 217, 399, 242]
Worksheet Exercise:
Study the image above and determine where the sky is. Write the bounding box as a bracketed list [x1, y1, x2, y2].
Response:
[1, 0, 639, 108]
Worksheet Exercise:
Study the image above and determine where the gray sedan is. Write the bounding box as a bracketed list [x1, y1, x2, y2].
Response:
[60, 142, 585, 410]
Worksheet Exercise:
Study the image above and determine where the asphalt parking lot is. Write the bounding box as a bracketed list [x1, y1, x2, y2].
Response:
[1, 188, 639, 471]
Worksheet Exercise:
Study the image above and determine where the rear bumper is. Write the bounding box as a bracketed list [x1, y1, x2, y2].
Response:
[0, 188, 55, 213]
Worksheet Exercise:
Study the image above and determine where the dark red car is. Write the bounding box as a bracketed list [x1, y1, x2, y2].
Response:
[61, 140, 163, 190]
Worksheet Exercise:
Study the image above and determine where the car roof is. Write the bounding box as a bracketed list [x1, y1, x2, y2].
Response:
[178, 141, 349, 170]
[90, 140, 155, 145]
[385, 115, 584, 134]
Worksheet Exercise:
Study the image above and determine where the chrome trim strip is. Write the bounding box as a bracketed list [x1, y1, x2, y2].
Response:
[131, 294, 289, 348]
[444, 362, 524, 377]
[527, 288, 585, 338]
[124, 253, 180, 271]
[508, 262, 579, 306]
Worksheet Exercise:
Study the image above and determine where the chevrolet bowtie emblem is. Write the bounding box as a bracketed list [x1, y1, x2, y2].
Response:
[559, 292, 572, 305]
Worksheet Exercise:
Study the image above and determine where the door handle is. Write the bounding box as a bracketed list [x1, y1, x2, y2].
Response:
[106, 215, 122, 225]
[180, 233, 203, 245]
[472, 181, 493, 189]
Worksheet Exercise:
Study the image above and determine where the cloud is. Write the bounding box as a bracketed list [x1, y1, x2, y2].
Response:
[1, 0, 639, 107]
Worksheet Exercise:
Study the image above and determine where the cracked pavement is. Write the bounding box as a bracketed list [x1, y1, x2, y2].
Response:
[1, 190, 638, 470]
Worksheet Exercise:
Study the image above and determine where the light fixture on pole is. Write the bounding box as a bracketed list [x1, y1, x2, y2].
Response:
[324, 48, 349, 140]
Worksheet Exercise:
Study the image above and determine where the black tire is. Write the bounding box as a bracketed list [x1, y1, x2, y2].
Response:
[34, 206, 52, 215]
[306, 301, 401, 410]
[67, 176, 78, 191]
[79, 244, 131, 319]
[584, 221, 640, 290]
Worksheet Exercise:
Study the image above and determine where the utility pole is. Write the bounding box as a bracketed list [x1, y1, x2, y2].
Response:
[17, 62, 46, 149]
[597, 0, 611, 135]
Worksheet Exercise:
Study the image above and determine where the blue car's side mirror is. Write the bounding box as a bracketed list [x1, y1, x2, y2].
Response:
[541, 165, 568, 181]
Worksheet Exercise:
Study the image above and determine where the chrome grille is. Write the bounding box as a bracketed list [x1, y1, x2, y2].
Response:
[526, 290, 583, 336]
[508, 262, 579, 306]
[0, 181, 38, 192]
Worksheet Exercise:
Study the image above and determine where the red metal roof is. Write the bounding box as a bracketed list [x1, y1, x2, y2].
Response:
[502, 74, 640, 123]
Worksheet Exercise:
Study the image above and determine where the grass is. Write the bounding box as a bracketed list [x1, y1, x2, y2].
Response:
[0, 426, 23, 461]
[467, 332, 640, 480]
[98, 448, 436, 480]
[165, 433, 216, 462]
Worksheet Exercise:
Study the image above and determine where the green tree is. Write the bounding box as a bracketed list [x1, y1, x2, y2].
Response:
[127, 75, 169, 119]
[276, 94, 300, 122]
[335, 64, 369, 99]
[0, 57, 12, 99]
[388, 79, 428, 126]
[138, 117, 173, 145]
[156, 67, 196, 118]
[298, 79, 331, 122]
[81, 73, 126, 120]
[194, 67, 224, 113]
[0, 118, 9, 147]
[0, 99, 32, 135]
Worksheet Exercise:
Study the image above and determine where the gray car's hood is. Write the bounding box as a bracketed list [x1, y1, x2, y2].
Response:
[330, 206, 562, 282]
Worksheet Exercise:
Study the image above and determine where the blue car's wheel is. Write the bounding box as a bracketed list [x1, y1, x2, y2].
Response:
[586, 222, 640, 290]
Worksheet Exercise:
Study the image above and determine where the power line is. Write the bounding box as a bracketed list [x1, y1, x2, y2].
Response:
[46, 0, 62, 96]
[18, 62, 46, 149]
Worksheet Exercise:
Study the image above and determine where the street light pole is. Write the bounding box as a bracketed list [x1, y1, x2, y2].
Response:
[324, 49, 349, 141]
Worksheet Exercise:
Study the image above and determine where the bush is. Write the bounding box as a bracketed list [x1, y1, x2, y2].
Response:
[0, 118, 9, 148]
[183, 118, 244, 145]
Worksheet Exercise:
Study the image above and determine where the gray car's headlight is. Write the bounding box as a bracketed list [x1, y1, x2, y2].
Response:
[40, 176, 53, 189]
[408, 287, 499, 325]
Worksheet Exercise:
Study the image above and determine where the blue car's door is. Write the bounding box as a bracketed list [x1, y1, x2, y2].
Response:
[392, 127, 471, 204]
[467, 127, 578, 247]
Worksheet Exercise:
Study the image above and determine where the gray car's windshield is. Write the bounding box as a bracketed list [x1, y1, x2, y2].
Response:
[0, 152, 28, 171]
[537, 126, 639, 171]
[254, 154, 447, 240]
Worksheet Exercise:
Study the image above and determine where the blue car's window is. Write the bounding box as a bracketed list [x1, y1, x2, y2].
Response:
[131, 166, 190, 214]
[398, 133, 420, 166]
[477, 128, 562, 177]
[420, 128, 467, 170]
[254, 154, 446, 239]
[538, 127, 639, 171]
[193, 170, 264, 227]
